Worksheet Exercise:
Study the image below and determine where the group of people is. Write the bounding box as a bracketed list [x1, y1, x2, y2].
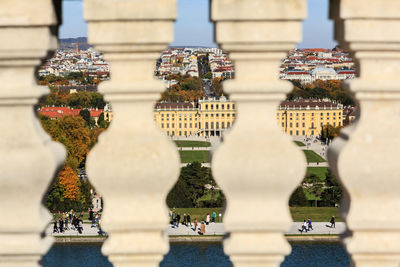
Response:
[170, 210, 218, 235]
[301, 218, 313, 233]
[52, 210, 84, 234]
[300, 216, 336, 233]
[52, 208, 103, 235]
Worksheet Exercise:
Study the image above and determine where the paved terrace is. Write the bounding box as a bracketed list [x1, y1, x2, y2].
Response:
[47, 222, 345, 237]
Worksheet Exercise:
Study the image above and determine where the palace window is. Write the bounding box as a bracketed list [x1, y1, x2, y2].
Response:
[290, 130, 293, 135]
[222, 104, 224, 110]
[211, 114, 214, 117]
[282, 122, 284, 127]
[172, 123, 175, 128]
[161, 123, 164, 128]
[216, 114, 219, 117]
[216, 104, 219, 110]
[216, 122, 219, 129]
[206, 114, 208, 117]
[227, 122, 230, 128]
[179, 131, 182, 135]
[184, 123, 187, 128]
[179, 123, 182, 128]
[302, 130, 305, 135]
[227, 114, 230, 117]
[206, 104, 208, 109]
[302, 122, 305, 127]
[205, 122, 209, 129]
[211, 104, 214, 110]
[222, 114, 225, 117]
[190, 123, 192, 128]
[232, 104, 235, 109]
[227, 104, 230, 109]
[233, 114, 235, 117]
[296, 122, 299, 127]
[296, 130, 299, 136]
[222, 122, 225, 129]
[167, 123, 169, 128]
[290, 123, 293, 127]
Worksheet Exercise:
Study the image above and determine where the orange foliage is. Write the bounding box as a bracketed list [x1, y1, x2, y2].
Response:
[58, 165, 81, 201]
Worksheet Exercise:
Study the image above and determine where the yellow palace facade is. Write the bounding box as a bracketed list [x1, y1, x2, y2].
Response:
[153, 96, 236, 137]
[153, 98, 343, 137]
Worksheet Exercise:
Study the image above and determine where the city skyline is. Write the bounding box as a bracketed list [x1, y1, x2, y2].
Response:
[61, 0, 337, 49]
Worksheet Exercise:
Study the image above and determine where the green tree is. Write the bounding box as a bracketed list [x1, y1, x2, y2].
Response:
[166, 162, 214, 208]
[289, 186, 309, 206]
[204, 72, 212, 79]
[303, 173, 324, 207]
[320, 169, 342, 207]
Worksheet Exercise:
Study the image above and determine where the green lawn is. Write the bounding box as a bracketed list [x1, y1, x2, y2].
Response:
[294, 141, 306, 147]
[174, 140, 211, 147]
[179, 150, 210, 163]
[306, 167, 329, 180]
[290, 207, 341, 222]
[303, 150, 326, 163]
[170, 207, 341, 222]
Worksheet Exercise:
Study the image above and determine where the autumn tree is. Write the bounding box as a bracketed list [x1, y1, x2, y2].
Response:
[40, 115, 91, 169]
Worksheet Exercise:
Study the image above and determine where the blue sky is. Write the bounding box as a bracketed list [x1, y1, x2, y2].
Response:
[60, 0, 337, 48]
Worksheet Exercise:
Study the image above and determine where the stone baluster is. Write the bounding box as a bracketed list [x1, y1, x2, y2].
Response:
[0, 0, 65, 266]
[84, 1, 179, 266]
[211, 0, 307, 266]
[329, 0, 400, 266]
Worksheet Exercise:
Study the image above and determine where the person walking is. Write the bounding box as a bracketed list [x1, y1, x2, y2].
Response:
[206, 214, 210, 225]
[176, 214, 181, 228]
[91, 213, 97, 228]
[301, 220, 308, 233]
[212, 211, 216, 223]
[183, 214, 187, 226]
[307, 218, 313, 231]
[53, 220, 58, 233]
[194, 218, 198, 232]
[77, 219, 83, 234]
[172, 212, 176, 227]
[64, 217, 69, 231]
[330, 216, 336, 228]
[58, 218, 64, 233]
[187, 214, 192, 227]
[200, 220, 206, 235]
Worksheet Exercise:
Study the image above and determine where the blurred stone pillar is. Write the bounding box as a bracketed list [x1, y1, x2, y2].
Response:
[329, 0, 400, 266]
[84, 1, 180, 266]
[0, 0, 65, 266]
[211, 0, 307, 266]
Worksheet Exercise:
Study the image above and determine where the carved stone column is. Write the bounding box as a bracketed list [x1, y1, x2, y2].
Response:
[84, 1, 179, 266]
[0, 1, 65, 266]
[211, 1, 307, 266]
[329, 0, 400, 266]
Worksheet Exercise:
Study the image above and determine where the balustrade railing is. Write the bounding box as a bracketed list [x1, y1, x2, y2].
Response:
[0, 0, 65, 266]
[0, 0, 399, 267]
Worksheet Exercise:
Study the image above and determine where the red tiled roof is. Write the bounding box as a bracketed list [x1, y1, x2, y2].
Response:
[39, 107, 104, 119]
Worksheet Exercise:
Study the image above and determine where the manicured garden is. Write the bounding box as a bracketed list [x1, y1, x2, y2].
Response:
[294, 141, 306, 147]
[174, 140, 211, 147]
[306, 167, 329, 180]
[303, 150, 326, 163]
[179, 150, 210, 163]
